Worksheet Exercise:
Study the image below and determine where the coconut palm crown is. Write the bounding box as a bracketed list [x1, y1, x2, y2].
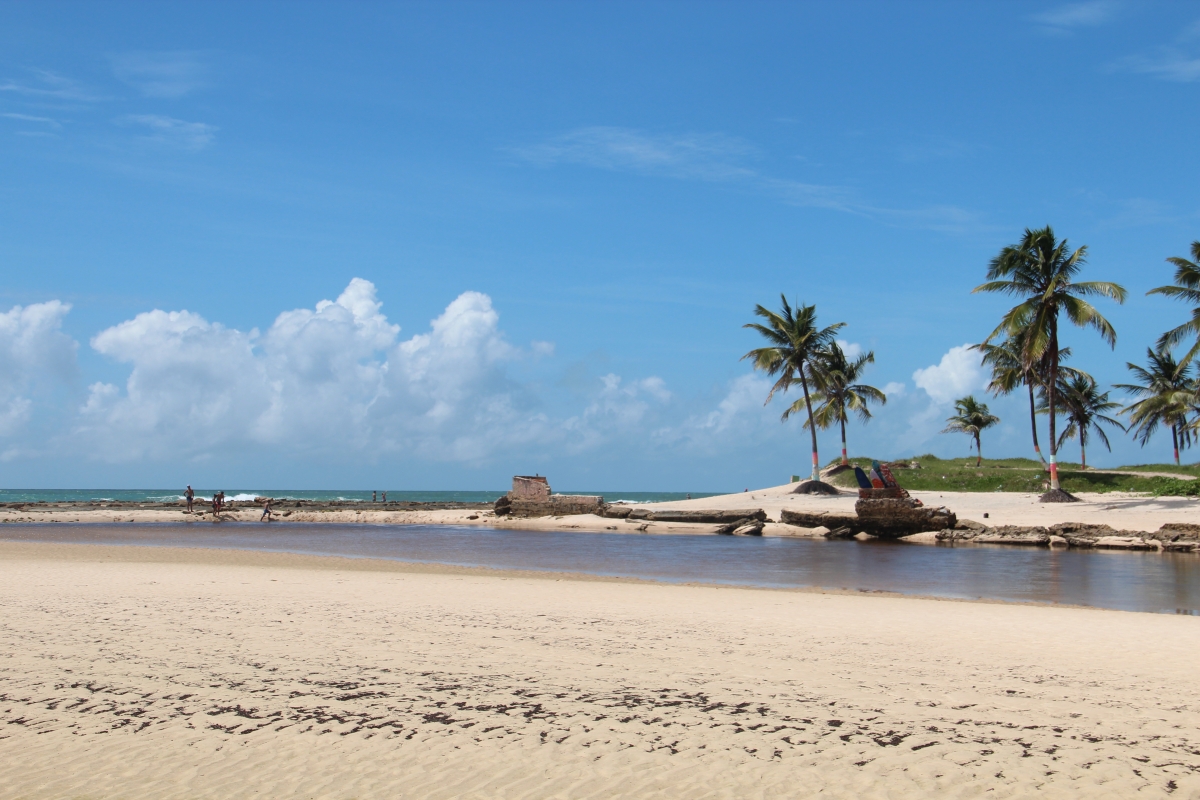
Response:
[791, 342, 887, 466]
[1148, 241, 1200, 367]
[1115, 347, 1196, 465]
[940, 395, 1000, 467]
[743, 296, 845, 481]
[973, 225, 1127, 495]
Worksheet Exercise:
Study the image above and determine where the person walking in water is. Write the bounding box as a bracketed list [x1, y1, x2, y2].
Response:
[185, 485, 194, 513]
[260, 499, 272, 522]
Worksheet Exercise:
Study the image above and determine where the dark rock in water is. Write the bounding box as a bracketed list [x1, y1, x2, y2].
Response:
[732, 520, 765, 536]
[715, 518, 747, 535]
[973, 526, 1050, 546]
[853, 498, 956, 538]
[780, 509, 859, 530]
[934, 519, 988, 542]
[781, 500, 953, 538]
[605, 507, 767, 524]
[793, 480, 840, 495]
[1039, 488, 1080, 503]
[1158, 522, 1200, 539]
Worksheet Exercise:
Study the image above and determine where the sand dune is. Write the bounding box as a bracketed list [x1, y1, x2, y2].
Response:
[1, 542, 1198, 798]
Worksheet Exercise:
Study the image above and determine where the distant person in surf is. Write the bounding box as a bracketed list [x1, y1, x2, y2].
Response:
[185, 485, 194, 513]
[382, 491, 387, 503]
[211, 493, 220, 519]
[373, 491, 377, 502]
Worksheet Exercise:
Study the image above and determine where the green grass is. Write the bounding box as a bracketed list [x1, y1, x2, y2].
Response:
[1105, 462, 1200, 478]
[826, 454, 1200, 496]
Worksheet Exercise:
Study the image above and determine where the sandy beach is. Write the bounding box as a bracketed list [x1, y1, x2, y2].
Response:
[5, 482, 1199, 538]
[1, 541, 1198, 798]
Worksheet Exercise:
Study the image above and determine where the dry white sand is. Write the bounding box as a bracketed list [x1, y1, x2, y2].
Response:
[1, 541, 1198, 798]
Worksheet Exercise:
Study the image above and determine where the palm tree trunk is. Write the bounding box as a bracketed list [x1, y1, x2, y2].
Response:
[1081, 440, 1086, 471]
[1047, 322, 1061, 491]
[839, 414, 848, 466]
[1028, 381, 1047, 468]
[1172, 423, 1180, 466]
[799, 366, 820, 482]
[975, 432, 982, 467]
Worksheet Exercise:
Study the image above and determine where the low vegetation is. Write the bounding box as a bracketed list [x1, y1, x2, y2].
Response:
[826, 454, 1200, 496]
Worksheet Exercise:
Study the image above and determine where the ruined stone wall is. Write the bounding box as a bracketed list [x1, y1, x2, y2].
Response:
[511, 476, 550, 501]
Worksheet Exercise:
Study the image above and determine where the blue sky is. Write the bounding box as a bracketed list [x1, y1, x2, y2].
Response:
[1, 0, 1199, 490]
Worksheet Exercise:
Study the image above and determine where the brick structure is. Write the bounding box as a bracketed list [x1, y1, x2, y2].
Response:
[494, 476, 604, 518]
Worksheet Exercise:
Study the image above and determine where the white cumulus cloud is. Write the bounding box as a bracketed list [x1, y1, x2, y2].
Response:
[78, 280, 564, 463]
[911, 344, 987, 405]
[836, 339, 863, 359]
[0, 300, 77, 436]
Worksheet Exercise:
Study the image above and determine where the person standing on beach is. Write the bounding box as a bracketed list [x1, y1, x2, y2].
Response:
[372, 491, 377, 502]
[382, 491, 387, 503]
[185, 485, 194, 513]
[260, 499, 272, 522]
[211, 493, 220, 519]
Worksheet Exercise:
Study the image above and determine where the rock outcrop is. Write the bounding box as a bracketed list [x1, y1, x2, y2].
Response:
[934, 520, 1200, 551]
[494, 476, 604, 518]
[780, 499, 954, 539]
[602, 507, 768, 524]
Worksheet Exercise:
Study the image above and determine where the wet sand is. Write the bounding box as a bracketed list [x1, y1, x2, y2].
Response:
[1, 541, 1198, 798]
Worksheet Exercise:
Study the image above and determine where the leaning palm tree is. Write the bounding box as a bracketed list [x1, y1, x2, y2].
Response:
[1116, 347, 1196, 465]
[973, 226, 1126, 499]
[790, 342, 887, 466]
[941, 395, 1000, 467]
[743, 296, 844, 482]
[1148, 241, 1200, 366]
[1040, 373, 1125, 470]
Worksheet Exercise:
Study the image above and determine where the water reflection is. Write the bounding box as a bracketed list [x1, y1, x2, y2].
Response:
[3, 523, 1198, 615]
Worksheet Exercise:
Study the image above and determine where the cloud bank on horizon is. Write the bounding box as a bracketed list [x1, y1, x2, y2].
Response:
[0, 281, 1029, 476]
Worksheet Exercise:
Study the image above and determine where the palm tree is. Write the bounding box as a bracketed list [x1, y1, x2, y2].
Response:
[790, 342, 887, 466]
[743, 296, 845, 482]
[1148, 241, 1200, 366]
[973, 226, 1127, 497]
[974, 335, 1084, 469]
[973, 332, 1048, 467]
[941, 395, 1000, 467]
[1041, 374, 1124, 470]
[1116, 347, 1196, 465]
